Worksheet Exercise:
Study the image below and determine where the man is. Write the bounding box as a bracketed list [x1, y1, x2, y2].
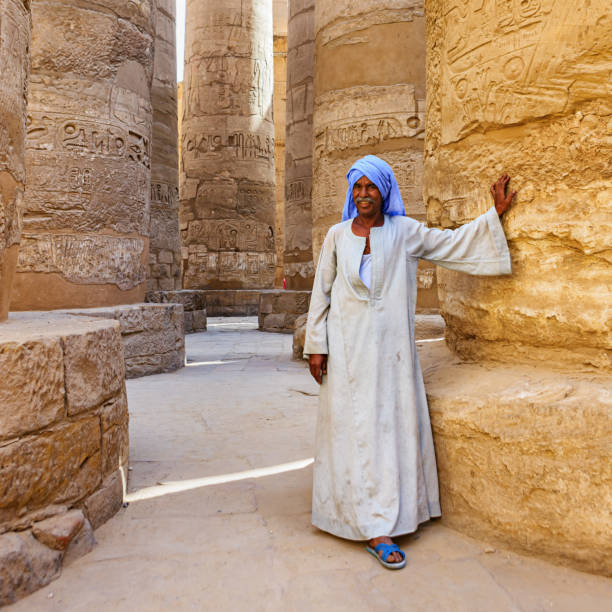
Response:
[303, 155, 515, 569]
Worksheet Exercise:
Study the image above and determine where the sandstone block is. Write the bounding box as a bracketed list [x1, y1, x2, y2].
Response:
[292, 313, 308, 360]
[0, 337, 64, 440]
[63, 324, 125, 415]
[32, 509, 85, 551]
[0, 531, 62, 606]
[191, 310, 207, 332]
[83, 470, 125, 530]
[63, 519, 96, 566]
[0, 418, 102, 530]
[421, 342, 612, 576]
[102, 422, 130, 478]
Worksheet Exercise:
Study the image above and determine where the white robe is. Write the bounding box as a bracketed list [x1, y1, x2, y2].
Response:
[303, 206, 511, 540]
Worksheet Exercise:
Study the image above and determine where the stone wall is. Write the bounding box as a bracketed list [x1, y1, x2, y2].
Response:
[149, 0, 181, 292]
[147, 289, 207, 333]
[312, 0, 438, 309]
[258, 289, 310, 333]
[0, 313, 129, 603]
[283, 0, 315, 290]
[180, 0, 277, 290]
[12, 0, 155, 310]
[424, 0, 612, 370]
[202, 290, 262, 317]
[0, 0, 30, 321]
[273, 4, 288, 287]
[60, 304, 185, 378]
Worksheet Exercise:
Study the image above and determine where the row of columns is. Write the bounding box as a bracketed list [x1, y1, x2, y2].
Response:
[1, 0, 608, 374]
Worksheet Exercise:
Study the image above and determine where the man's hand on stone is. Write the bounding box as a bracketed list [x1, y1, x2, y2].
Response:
[490, 174, 516, 216]
[309, 354, 327, 384]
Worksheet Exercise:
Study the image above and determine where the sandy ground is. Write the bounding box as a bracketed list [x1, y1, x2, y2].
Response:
[11, 317, 612, 611]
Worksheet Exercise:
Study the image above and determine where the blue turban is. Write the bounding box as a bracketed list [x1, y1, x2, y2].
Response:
[341, 155, 407, 221]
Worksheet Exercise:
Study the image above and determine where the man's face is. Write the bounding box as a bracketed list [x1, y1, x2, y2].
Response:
[352, 175, 382, 217]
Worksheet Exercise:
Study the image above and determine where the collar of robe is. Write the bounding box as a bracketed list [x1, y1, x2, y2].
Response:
[345, 216, 387, 301]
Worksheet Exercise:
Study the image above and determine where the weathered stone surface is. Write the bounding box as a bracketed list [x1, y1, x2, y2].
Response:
[292, 312, 308, 360]
[273, 5, 288, 286]
[0, 313, 128, 539]
[424, 0, 612, 369]
[32, 509, 85, 551]
[0, 336, 64, 441]
[12, 0, 155, 309]
[63, 323, 126, 415]
[0, 0, 30, 321]
[0, 419, 101, 530]
[0, 531, 62, 606]
[180, 0, 277, 290]
[283, 0, 315, 290]
[421, 342, 612, 576]
[312, 0, 438, 307]
[258, 290, 311, 333]
[63, 518, 96, 566]
[148, 0, 181, 292]
[146, 289, 207, 332]
[83, 469, 125, 530]
[202, 289, 263, 317]
[61, 303, 185, 377]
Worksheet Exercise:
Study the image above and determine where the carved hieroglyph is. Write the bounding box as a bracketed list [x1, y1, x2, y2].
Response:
[425, 0, 612, 369]
[11, 0, 155, 310]
[180, 0, 276, 290]
[273, 1, 288, 287]
[312, 1, 437, 306]
[0, 0, 30, 321]
[312, 0, 427, 257]
[283, 0, 315, 290]
[149, 0, 180, 292]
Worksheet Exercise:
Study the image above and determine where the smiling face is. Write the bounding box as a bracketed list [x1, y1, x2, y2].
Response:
[352, 175, 383, 218]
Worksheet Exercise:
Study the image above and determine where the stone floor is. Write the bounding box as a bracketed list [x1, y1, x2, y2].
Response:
[11, 318, 612, 611]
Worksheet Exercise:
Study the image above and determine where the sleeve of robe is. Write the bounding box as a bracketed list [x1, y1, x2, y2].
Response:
[303, 228, 337, 357]
[413, 206, 512, 276]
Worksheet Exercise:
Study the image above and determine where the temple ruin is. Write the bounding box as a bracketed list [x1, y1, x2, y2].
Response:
[0, 0, 610, 605]
[180, 0, 276, 290]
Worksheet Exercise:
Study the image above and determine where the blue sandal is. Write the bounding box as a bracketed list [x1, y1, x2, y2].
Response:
[366, 542, 406, 570]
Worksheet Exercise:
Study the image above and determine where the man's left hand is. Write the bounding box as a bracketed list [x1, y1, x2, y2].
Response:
[490, 174, 516, 216]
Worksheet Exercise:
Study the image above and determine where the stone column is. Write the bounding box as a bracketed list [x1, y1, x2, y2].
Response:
[423, 0, 612, 575]
[180, 0, 276, 290]
[11, 0, 155, 311]
[283, 0, 315, 290]
[0, 0, 30, 321]
[273, 0, 288, 287]
[148, 0, 181, 292]
[312, 0, 437, 307]
[425, 0, 612, 369]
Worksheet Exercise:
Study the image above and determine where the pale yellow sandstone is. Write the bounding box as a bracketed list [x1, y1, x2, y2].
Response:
[149, 0, 181, 292]
[0, 338, 64, 440]
[421, 342, 612, 576]
[424, 0, 612, 369]
[180, 0, 276, 290]
[12, 0, 155, 309]
[0, 0, 30, 320]
[283, 0, 315, 289]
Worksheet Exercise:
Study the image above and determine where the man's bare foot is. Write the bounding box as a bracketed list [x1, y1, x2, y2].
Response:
[368, 536, 403, 563]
